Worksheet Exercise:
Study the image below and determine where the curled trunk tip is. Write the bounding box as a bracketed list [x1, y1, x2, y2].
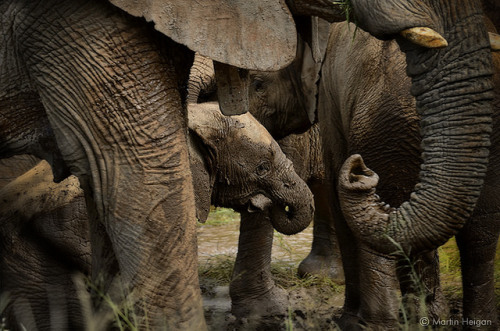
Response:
[339, 154, 379, 192]
[270, 201, 314, 235]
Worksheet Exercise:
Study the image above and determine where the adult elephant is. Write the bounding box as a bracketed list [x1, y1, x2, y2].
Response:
[0, 100, 314, 329]
[0, 0, 335, 329]
[1, 0, 495, 329]
[243, 1, 497, 330]
[322, 14, 498, 331]
[245, 18, 343, 282]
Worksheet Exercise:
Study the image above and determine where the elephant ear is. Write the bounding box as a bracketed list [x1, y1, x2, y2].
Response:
[188, 134, 214, 223]
[296, 17, 331, 124]
[108, 0, 297, 71]
[187, 102, 222, 222]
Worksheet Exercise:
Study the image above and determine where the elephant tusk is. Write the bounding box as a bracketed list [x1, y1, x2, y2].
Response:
[400, 27, 448, 48]
[490, 32, 500, 52]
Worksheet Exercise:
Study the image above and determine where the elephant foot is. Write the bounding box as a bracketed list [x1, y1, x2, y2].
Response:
[230, 285, 289, 320]
[425, 287, 449, 321]
[337, 312, 401, 331]
[335, 312, 366, 331]
[298, 252, 344, 284]
[401, 291, 449, 327]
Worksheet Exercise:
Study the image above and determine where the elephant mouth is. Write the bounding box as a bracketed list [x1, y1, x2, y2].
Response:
[244, 193, 295, 218]
[231, 192, 313, 235]
[245, 193, 273, 213]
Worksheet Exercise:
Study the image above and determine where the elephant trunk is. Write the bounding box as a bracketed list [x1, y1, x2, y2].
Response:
[269, 159, 314, 235]
[338, 1, 494, 254]
[187, 54, 216, 104]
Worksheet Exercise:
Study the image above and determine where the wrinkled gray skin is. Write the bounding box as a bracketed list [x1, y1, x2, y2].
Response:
[229, 124, 344, 320]
[187, 58, 314, 237]
[0, 101, 313, 330]
[0, 0, 319, 329]
[188, 64, 316, 319]
[189, 50, 344, 320]
[243, 1, 496, 330]
[0, 157, 91, 331]
[320, 16, 497, 331]
[245, 27, 442, 326]
[246, 19, 344, 284]
[1, 0, 495, 329]
[278, 126, 343, 283]
[318, 23, 445, 329]
[188, 102, 314, 236]
[0, 1, 200, 329]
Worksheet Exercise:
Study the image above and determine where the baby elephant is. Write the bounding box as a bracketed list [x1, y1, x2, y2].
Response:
[0, 103, 313, 330]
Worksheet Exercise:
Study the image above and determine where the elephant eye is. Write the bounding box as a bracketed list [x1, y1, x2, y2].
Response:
[256, 161, 271, 177]
[252, 78, 265, 92]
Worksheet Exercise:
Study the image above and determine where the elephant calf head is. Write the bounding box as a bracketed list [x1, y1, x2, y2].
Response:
[188, 101, 314, 235]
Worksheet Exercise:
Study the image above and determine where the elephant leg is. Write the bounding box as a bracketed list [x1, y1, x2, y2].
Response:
[357, 244, 400, 331]
[230, 211, 288, 321]
[456, 103, 500, 330]
[298, 180, 344, 283]
[456, 213, 500, 330]
[397, 250, 448, 324]
[1, 220, 88, 331]
[317, 182, 397, 330]
[9, 0, 203, 328]
[328, 189, 363, 329]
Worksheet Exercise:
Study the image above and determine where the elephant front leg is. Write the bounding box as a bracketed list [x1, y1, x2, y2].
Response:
[83, 144, 205, 330]
[230, 211, 289, 323]
[358, 244, 400, 331]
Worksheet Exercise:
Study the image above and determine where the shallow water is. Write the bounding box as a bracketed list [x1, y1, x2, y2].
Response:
[196, 210, 313, 265]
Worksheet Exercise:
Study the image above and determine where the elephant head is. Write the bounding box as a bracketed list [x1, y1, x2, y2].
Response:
[188, 101, 314, 235]
[248, 17, 331, 139]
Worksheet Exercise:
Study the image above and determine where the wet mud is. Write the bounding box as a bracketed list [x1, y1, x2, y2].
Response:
[197, 219, 345, 330]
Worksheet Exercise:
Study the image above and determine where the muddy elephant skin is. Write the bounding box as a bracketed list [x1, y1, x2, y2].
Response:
[0, 0, 329, 328]
[246, 1, 496, 329]
[0, 101, 314, 329]
[0, 157, 90, 331]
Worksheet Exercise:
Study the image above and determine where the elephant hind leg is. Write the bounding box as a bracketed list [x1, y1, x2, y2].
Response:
[298, 181, 344, 283]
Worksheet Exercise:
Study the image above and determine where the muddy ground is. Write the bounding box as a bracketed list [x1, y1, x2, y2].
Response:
[197, 209, 499, 331]
[197, 211, 344, 330]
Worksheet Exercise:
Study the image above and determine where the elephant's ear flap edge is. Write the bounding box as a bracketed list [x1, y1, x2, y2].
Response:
[296, 17, 331, 125]
[187, 102, 221, 155]
[188, 134, 215, 224]
[108, 0, 298, 71]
